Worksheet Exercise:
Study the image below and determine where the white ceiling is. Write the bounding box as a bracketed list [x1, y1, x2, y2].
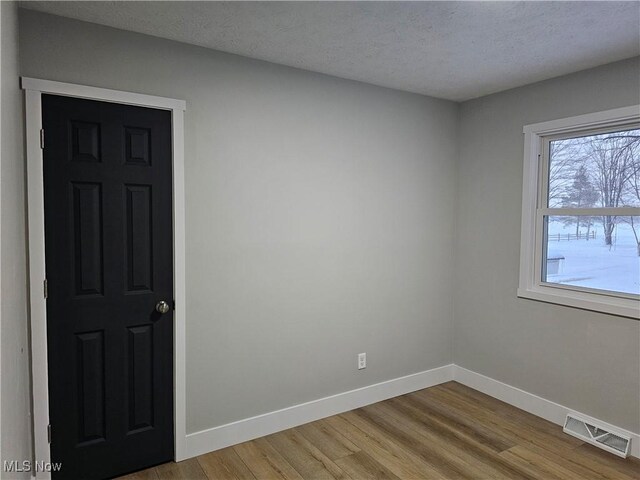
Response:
[19, 1, 640, 101]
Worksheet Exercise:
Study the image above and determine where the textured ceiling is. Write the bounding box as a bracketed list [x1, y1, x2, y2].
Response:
[19, 1, 640, 101]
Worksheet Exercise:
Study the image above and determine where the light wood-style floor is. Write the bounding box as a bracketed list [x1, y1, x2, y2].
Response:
[120, 382, 640, 480]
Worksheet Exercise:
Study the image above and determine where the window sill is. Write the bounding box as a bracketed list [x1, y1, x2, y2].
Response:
[517, 287, 639, 319]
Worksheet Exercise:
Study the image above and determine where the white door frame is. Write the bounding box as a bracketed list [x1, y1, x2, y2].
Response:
[22, 77, 187, 479]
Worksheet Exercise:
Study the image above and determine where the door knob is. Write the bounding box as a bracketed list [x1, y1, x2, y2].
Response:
[155, 300, 170, 314]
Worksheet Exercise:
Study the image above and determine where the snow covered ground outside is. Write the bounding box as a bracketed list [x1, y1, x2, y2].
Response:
[545, 219, 639, 295]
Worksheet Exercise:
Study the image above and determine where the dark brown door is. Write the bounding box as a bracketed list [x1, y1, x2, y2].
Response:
[43, 95, 174, 479]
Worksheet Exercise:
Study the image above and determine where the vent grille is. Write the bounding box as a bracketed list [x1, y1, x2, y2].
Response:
[563, 414, 631, 458]
[599, 433, 629, 453]
[565, 416, 590, 437]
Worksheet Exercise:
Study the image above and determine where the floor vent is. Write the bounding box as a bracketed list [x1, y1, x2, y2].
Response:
[563, 414, 631, 458]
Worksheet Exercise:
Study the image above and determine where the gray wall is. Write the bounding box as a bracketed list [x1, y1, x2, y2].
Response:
[1, 1, 32, 474]
[18, 10, 458, 434]
[455, 57, 640, 433]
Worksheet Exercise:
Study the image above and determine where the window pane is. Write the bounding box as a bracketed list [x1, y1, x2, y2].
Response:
[543, 216, 640, 295]
[548, 128, 640, 208]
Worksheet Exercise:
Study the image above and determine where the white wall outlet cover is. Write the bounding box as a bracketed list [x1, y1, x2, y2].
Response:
[358, 353, 366, 370]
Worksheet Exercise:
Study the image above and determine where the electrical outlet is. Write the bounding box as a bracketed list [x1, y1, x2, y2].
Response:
[358, 353, 366, 370]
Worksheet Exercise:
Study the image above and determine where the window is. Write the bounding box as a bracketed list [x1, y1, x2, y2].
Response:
[519, 106, 640, 318]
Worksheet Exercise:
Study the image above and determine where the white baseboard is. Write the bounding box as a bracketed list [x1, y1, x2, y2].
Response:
[182, 363, 639, 461]
[453, 365, 640, 459]
[183, 363, 454, 459]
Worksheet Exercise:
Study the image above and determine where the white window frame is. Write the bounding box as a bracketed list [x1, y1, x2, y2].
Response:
[518, 106, 640, 319]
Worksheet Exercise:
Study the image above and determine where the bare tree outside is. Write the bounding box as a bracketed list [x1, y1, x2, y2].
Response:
[549, 128, 640, 246]
[561, 164, 599, 238]
[586, 131, 640, 245]
[625, 151, 640, 256]
[548, 140, 583, 208]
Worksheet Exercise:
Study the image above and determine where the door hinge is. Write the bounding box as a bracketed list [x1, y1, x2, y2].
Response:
[47, 424, 52, 444]
[40, 129, 45, 149]
[44, 279, 48, 299]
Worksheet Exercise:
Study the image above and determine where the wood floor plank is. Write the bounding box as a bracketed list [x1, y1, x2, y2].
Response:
[498, 442, 621, 480]
[357, 403, 530, 480]
[118, 467, 160, 480]
[392, 393, 515, 453]
[265, 428, 350, 480]
[323, 414, 437, 479]
[233, 438, 304, 480]
[405, 388, 520, 449]
[503, 445, 598, 480]
[573, 443, 640, 479]
[407, 391, 519, 450]
[197, 446, 256, 480]
[155, 458, 207, 480]
[369, 400, 534, 480]
[295, 421, 360, 461]
[408, 388, 536, 454]
[418, 385, 585, 455]
[334, 452, 402, 480]
[441, 382, 583, 446]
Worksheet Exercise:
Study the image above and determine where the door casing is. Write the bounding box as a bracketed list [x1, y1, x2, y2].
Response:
[22, 77, 187, 479]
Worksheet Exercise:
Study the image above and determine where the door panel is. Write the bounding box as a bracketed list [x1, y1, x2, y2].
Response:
[127, 324, 154, 433]
[125, 184, 153, 292]
[72, 182, 104, 296]
[76, 330, 106, 444]
[43, 95, 174, 479]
